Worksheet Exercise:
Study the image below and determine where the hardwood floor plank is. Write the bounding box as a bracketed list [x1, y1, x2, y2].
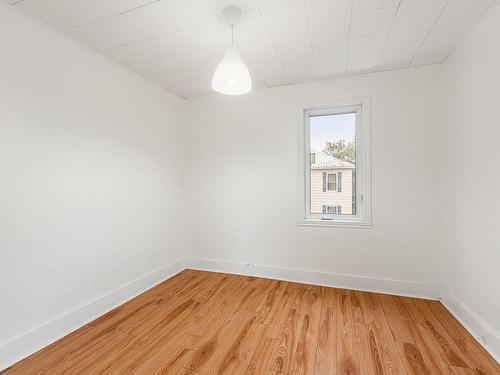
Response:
[190, 275, 248, 326]
[358, 291, 379, 325]
[395, 297, 451, 374]
[447, 365, 478, 374]
[191, 274, 232, 312]
[99, 300, 196, 374]
[379, 294, 415, 344]
[2, 270, 499, 375]
[267, 284, 307, 373]
[410, 298, 472, 369]
[245, 336, 279, 375]
[264, 283, 300, 339]
[1, 324, 99, 374]
[425, 301, 474, 343]
[349, 291, 366, 324]
[336, 292, 360, 374]
[104, 319, 197, 374]
[359, 293, 407, 374]
[291, 286, 323, 375]
[453, 336, 500, 374]
[45, 329, 132, 375]
[255, 280, 287, 325]
[426, 300, 500, 373]
[353, 322, 383, 375]
[212, 319, 265, 374]
[396, 341, 432, 375]
[313, 310, 336, 374]
[184, 310, 256, 374]
[313, 288, 337, 375]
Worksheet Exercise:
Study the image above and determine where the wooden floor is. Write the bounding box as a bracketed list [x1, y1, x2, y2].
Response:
[3, 270, 499, 375]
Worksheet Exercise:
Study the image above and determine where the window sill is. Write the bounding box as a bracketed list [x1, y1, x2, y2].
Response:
[298, 219, 373, 229]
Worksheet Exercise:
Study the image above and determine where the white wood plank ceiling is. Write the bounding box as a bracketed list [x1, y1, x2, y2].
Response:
[5, 0, 496, 98]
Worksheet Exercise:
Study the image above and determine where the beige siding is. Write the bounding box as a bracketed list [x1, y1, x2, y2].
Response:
[310, 168, 354, 214]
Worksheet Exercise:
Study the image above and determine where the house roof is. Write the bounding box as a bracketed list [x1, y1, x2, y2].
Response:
[311, 149, 355, 169]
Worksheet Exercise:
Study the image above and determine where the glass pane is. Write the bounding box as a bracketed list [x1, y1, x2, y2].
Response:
[310, 113, 356, 215]
[327, 173, 336, 191]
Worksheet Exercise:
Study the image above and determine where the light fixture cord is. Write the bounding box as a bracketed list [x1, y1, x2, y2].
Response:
[231, 24, 234, 46]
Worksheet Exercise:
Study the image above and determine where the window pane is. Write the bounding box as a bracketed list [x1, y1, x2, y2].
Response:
[309, 113, 356, 215]
[326, 206, 336, 214]
[327, 173, 336, 191]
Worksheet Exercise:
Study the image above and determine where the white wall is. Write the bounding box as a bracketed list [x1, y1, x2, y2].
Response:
[0, 3, 185, 367]
[440, 1, 500, 357]
[185, 66, 443, 289]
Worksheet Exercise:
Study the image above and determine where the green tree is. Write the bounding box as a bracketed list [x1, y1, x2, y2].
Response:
[322, 138, 355, 164]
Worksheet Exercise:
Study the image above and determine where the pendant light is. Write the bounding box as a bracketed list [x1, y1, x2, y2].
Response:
[212, 5, 252, 95]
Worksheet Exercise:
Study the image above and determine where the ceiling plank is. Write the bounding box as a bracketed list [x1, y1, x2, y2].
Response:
[259, 0, 317, 83]
[412, 0, 496, 66]
[304, 0, 351, 78]
[12, 0, 164, 30]
[65, 0, 217, 51]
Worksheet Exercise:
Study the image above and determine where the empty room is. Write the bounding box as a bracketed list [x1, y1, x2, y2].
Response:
[1, 0, 499, 374]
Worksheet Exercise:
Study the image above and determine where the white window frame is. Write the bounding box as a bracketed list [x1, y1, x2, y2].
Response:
[298, 97, 372, 228]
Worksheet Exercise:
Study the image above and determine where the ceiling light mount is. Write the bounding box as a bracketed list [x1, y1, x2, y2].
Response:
[222, 5, 241, 26]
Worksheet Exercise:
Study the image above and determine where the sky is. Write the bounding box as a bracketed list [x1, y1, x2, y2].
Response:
[310, 113, 355, 151]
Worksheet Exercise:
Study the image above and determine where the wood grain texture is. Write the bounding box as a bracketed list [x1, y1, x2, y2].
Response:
[2, 270, 499, 374]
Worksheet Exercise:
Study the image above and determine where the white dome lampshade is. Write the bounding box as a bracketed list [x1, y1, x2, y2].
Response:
[212, 5, 252, 95]
[212, 47, 252, 95]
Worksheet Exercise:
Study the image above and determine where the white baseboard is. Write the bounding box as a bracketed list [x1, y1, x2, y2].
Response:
[0, 258, 186, 371]
[186, 257, 442, 300]
[440, 289, 500, 364]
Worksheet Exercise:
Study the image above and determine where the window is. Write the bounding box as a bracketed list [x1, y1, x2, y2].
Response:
[327, 173, 337, 191]
[323, 172, 342, 192]
[322, 205, 342, 214]
[301, 99, 371, 227]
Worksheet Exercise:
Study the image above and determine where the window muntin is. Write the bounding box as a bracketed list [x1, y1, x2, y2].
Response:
[303, 102, 370, 226]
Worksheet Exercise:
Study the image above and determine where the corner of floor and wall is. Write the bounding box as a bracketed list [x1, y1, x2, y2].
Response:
[1, 0, 499, 371]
